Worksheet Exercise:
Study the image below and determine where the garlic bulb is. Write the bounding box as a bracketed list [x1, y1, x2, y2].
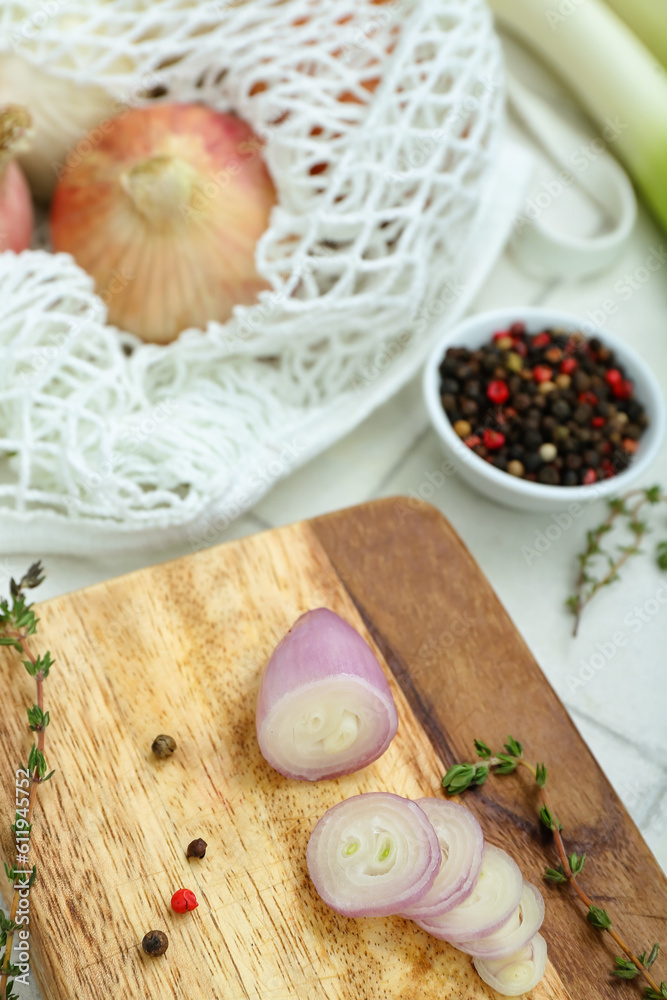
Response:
[0, 53, 120, 201]
[50, 103, 277, 344]
[0, 104, 33, 252]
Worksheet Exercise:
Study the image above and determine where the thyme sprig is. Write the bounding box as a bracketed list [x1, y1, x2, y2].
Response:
[567, 485, 667, 636]
[0, 563, 53, 1000]
[442, 737, 664, 997]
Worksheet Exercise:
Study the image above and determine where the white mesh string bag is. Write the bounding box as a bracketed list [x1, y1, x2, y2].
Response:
[0, 0, 518, 554]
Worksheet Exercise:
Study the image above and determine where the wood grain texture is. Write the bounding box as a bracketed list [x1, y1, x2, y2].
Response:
[0, 498, 663, 1000]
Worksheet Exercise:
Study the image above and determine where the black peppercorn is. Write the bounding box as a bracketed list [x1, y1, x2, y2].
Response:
[151, 734, 177, 758]
[142, 930, 169, 957]
[573, 371, 591, 392]
[440, 377, 459, 395]
[186, 838, 208, 859]
[436, 323, 647, 486]
[551, 399, 571, 421]
[523, 429, 543, 451]
[541, 415, 557, 437]
[573, 404, 593, 425]
[537, 465, 560, 485]
[524, 452, 542, 474]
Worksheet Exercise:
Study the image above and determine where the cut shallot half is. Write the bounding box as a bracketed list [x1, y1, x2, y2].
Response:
[473, 932, 548, 996]
[256, 609, 398, 781]
[399, 798, 484, 919]
[455, 881, 545, 960]
[306, 792, 440, 918]
[414, 844, 523, 942]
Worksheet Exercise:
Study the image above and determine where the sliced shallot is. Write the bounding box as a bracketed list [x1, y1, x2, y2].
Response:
[473, 932, 548, 996]
[455, 881, 545, 960]
[414, 844, 522, 942]
[306, 792, 440, 918]
[399, 798, 484, 919]
[256, 608, 398, 781]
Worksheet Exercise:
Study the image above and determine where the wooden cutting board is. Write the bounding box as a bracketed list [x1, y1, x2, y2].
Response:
[0, 499, 665, 1000]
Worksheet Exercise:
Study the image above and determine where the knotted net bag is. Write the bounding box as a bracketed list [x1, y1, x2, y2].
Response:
[0, 0, 507, 552]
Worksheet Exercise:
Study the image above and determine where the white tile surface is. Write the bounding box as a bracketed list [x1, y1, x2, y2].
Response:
[5, 31, 667, 1000]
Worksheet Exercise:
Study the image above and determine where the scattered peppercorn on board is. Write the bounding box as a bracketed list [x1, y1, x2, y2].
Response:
[0, 499, 665, 1000]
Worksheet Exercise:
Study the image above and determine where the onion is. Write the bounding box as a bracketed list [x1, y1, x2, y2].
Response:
[455, 882, 545, 960]
[473, 933, 548, 996]
[399, 798, 484, 919]
[256, 609, 398, 781]
[306, 793, 440, 918]
[414, 844, 523, 942]
[0, 105, 33, 253]
[50, 103, 277, 343]
[0, 54, 120, 201]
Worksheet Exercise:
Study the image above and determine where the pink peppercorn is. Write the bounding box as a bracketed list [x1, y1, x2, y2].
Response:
[613, 379, 634, 400]
[483, 429, 505, 450]
[487, 380, 510, 405]
[171, 889, 199, 913]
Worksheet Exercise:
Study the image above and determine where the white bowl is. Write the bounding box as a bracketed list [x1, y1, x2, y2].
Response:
[423, 307, 666, 512]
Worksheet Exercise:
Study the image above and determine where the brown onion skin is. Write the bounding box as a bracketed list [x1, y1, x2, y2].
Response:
[49, 103, 277, 343]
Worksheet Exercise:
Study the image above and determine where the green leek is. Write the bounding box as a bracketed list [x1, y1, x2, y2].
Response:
[489, 0, 667, 233]
[602, 0, 667, 71]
